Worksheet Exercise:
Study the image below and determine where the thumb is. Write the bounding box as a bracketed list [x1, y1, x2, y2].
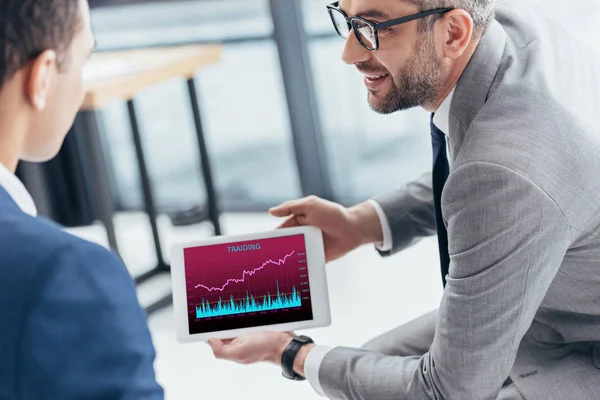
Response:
[277, 214, 312, 229]
[277, 216, 300, 229]
[207, 339, 225, 355]
[270, 199, 308, 218]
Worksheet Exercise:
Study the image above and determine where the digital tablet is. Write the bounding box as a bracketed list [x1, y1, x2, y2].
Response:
[170, 226, 331, 342]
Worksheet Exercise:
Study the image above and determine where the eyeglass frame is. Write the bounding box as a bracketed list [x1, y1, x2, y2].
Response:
[326, 1, 454, 51]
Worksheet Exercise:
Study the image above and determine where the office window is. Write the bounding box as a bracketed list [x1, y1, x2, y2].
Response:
[88, 0, 600, 212]
[90, 0, 301, 212]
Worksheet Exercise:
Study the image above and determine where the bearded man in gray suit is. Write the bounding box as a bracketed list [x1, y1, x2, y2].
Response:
[209, 0, 600, 398]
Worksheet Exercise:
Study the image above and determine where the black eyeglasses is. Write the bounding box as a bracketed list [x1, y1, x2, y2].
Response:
[326, 2, 453, 51]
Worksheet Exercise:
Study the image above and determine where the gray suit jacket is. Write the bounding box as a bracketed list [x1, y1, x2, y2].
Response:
[318, 4, 600, 400]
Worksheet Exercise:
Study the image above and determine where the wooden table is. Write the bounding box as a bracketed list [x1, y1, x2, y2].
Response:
[82, 44, 221, 109]
[79, 44, 222, 314]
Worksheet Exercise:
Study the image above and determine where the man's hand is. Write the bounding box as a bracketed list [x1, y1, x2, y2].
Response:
[270, 196, 384, 262]
[207, 331, 315, 377]
[207, 331, 295, 365]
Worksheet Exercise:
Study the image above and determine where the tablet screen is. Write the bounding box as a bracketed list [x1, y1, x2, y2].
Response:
[184, 234, 314, 335]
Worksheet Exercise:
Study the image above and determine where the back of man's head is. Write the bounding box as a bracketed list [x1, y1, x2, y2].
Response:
[0, 0, 94, 168]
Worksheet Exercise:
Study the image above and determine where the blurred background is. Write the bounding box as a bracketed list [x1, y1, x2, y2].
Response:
[89, 0, 432, 213]
[21, 0, 600, 398]
[86, 0, 600, 211]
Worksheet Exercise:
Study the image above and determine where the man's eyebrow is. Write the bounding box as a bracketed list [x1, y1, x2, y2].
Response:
[339, 4, 391, 21]
[355, 9, 391, 20]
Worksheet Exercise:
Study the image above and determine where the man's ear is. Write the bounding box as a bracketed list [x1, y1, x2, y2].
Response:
[439, 9, 474, 60]
[26, 50, 57, 111]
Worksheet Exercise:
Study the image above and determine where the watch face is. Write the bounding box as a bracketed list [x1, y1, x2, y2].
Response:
[295, 335, 313, 344]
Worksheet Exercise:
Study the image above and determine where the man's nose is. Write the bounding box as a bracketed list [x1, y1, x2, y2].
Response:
[341, 31, 371, 65]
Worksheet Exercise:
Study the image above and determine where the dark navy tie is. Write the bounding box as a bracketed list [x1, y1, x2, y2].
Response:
[431, 115, 450, 287]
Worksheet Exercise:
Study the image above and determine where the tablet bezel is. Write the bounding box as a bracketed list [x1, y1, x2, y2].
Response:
[171, 226, 331, 343]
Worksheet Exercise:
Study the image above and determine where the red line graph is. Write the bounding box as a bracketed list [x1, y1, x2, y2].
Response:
[194, 251, 296, 292]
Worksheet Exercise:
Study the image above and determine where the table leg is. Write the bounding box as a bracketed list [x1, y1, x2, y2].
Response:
[145, 294, 173, 316]
[78, 110, 120, 255]
[186, 77, 222, 236]
[126, 99, 169, 273]
[127, 84, 219, 315]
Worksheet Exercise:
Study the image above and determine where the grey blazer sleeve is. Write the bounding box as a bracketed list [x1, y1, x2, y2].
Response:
[318, 162, 572, 400]
[371, 172, 437, 256]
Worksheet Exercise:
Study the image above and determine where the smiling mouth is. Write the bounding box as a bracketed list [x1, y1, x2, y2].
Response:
[364, 74, 389, 82]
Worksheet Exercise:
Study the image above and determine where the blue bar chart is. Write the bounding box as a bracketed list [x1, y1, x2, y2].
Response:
[195, 282, 301, 319]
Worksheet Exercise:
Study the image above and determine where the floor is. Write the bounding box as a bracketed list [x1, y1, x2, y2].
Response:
[66, 212, 443, 400]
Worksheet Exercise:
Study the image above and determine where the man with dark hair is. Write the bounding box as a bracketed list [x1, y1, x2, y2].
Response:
[209, 0, 600, 399]
[0, 1, 163, 398]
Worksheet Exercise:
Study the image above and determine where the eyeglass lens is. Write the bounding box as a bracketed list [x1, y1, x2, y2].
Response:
[352, 19, 376, 49]
[329, 8, 377, 50]
[329, 9, 351, 39]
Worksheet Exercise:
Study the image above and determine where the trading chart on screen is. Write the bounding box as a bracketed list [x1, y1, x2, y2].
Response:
[184, 235, 314, 334]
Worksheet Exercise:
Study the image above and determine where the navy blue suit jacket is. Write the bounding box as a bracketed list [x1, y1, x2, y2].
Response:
[0, 187, 164, 399]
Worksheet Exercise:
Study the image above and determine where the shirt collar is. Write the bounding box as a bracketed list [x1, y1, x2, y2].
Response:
[432, 86, 456, 137]
[0, 163, 37, 217]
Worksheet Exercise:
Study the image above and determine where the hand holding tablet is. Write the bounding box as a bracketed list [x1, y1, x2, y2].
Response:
[170, 226, 331, 342]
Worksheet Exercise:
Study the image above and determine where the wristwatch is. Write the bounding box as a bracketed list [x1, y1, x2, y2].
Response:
[281, 335, 314, 380]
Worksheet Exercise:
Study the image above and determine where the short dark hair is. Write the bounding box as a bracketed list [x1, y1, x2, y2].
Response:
[407, 0, 496, 34]
[0, 0, 81, 87]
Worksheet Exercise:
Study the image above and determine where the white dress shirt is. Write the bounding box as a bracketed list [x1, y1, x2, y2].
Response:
[304, 88, 456, 397]
[0, 162, 37, 217]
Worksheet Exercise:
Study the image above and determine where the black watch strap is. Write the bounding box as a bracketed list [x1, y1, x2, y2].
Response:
[281, 335, 314, 381]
